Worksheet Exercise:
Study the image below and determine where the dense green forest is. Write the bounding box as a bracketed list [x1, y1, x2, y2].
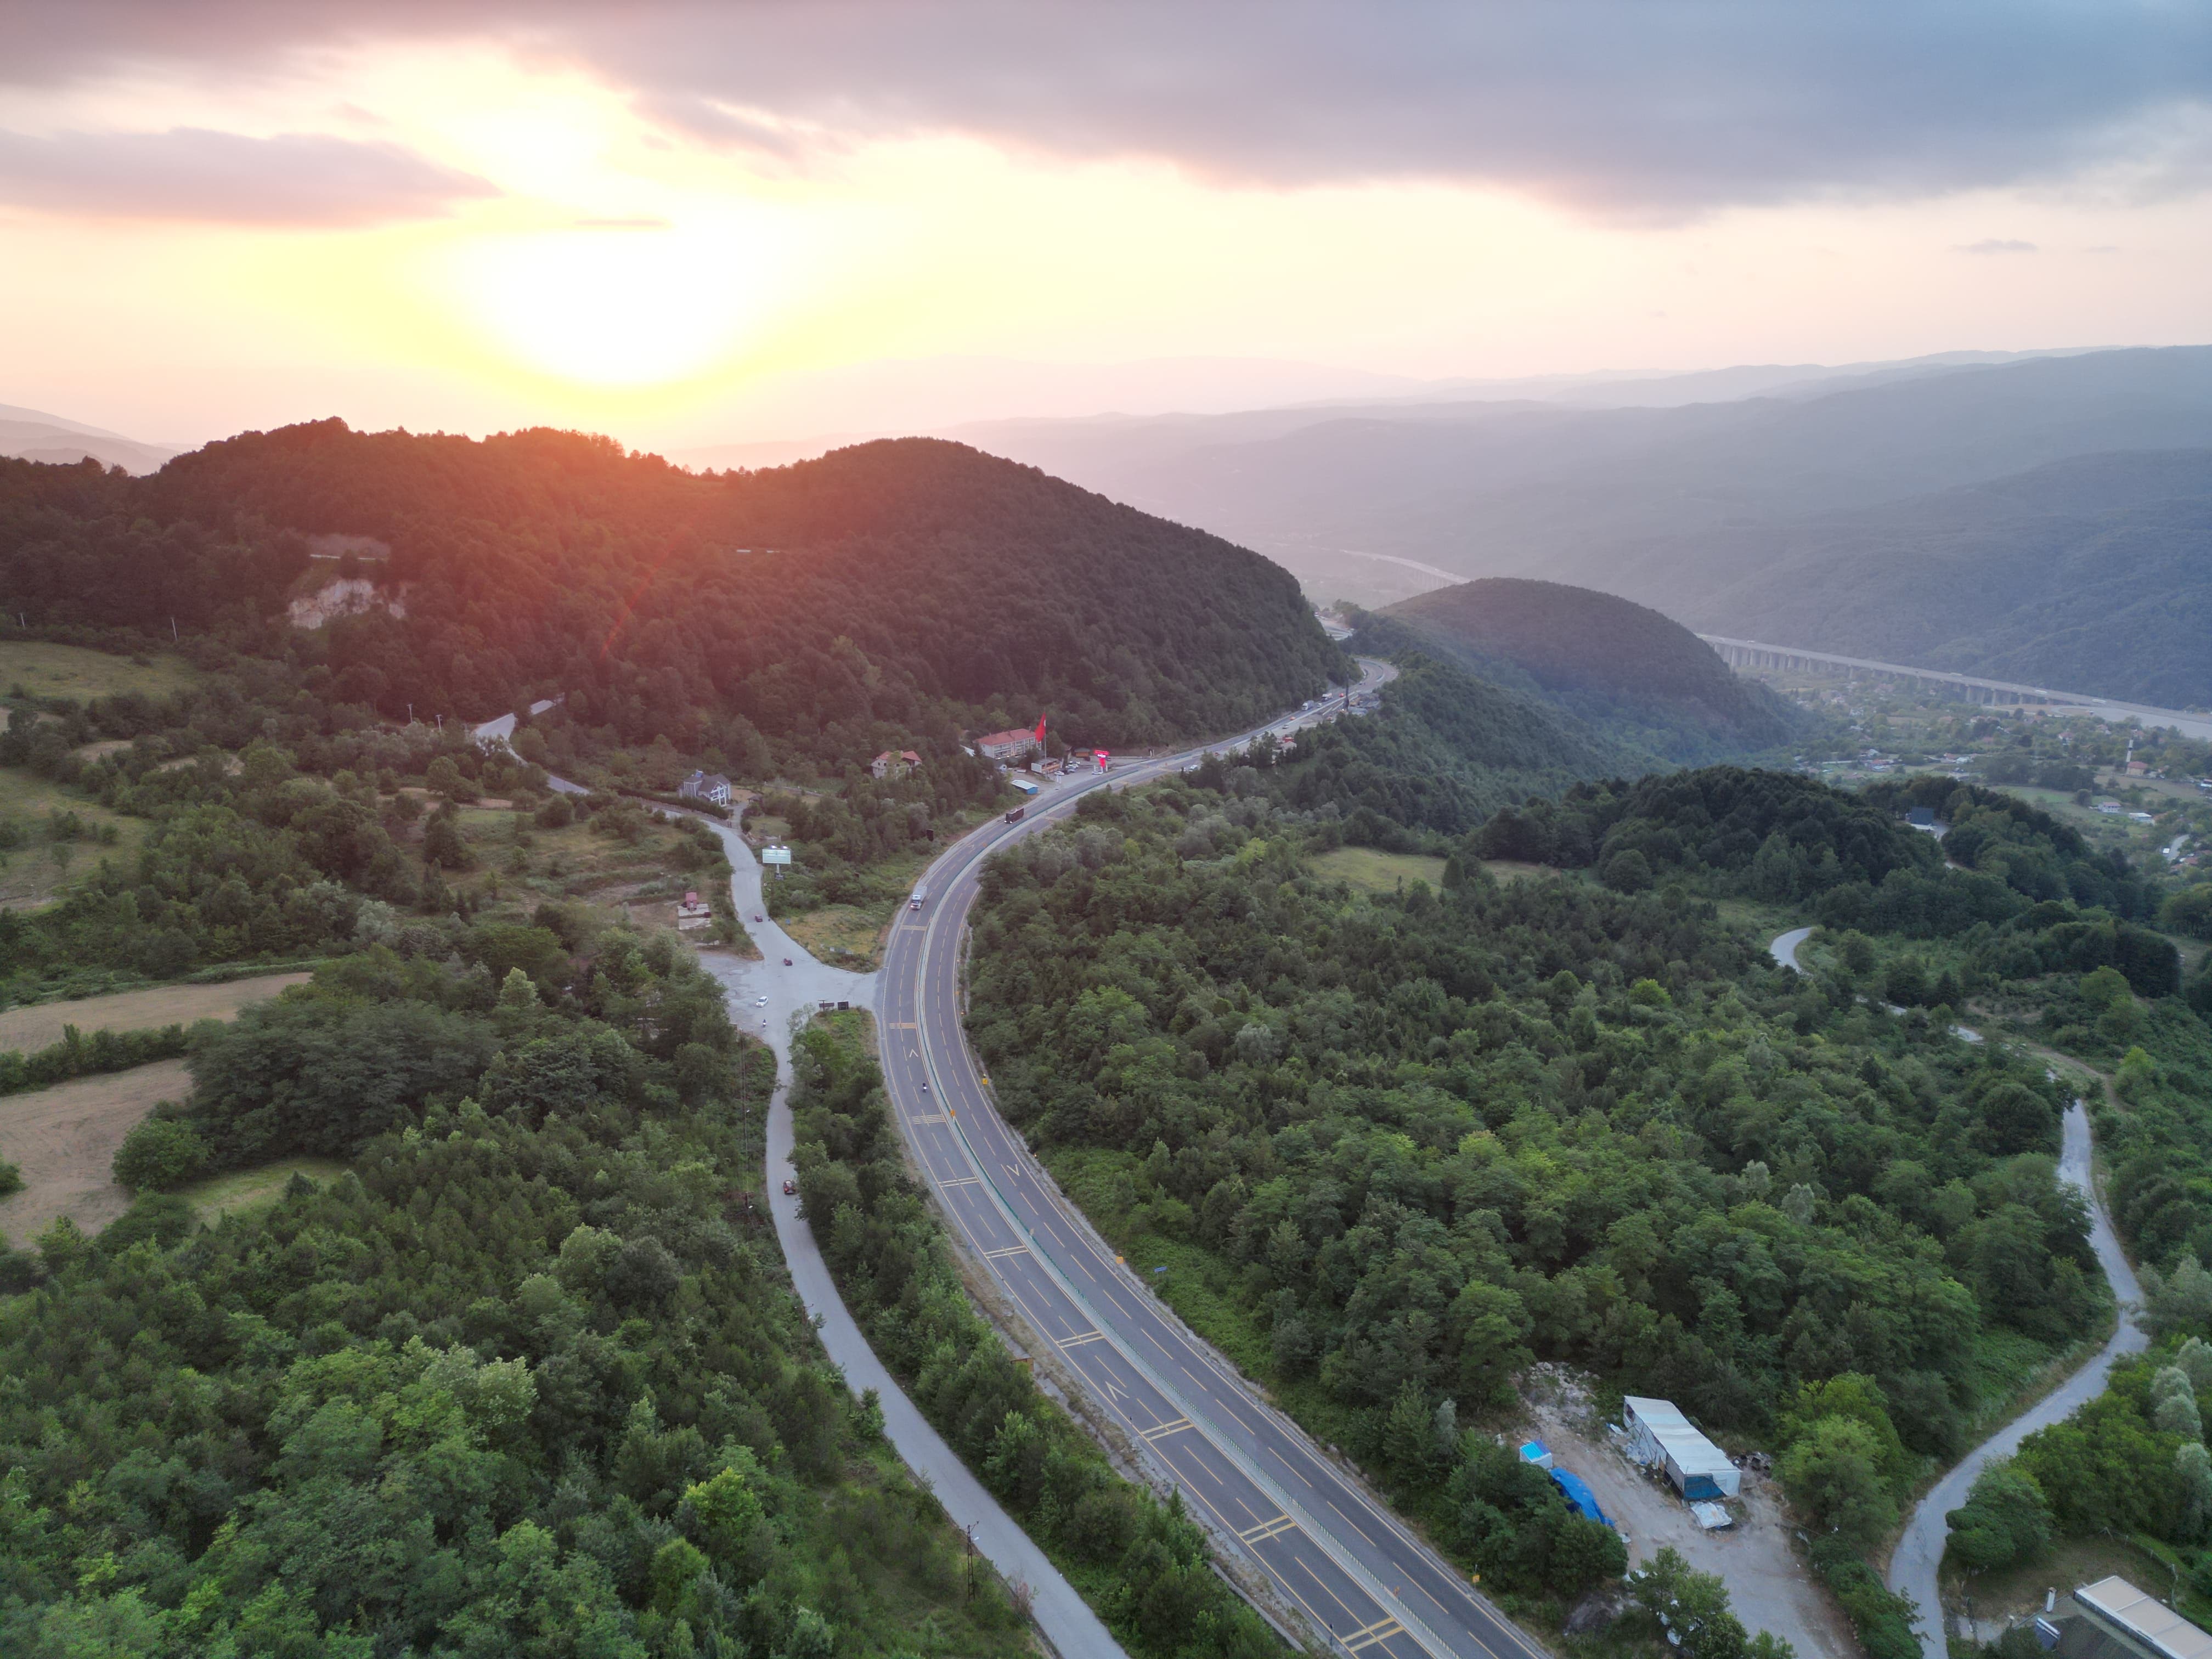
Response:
[788, 1014, 1280, 1659]
[1376, 579, 1796, 761]
[957, 724, 2212, 1649]
[2, 426, 1344, 771]
[1785, 865, 2212, 1615]
[962, 774, 2140, 1648]
[0, 929, 1058, 1656]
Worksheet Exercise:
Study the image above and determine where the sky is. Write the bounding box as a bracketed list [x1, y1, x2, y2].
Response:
[3, 1, 2211, 449]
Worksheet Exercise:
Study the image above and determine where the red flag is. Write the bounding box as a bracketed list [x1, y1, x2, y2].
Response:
[1032, 712, 1047, 743]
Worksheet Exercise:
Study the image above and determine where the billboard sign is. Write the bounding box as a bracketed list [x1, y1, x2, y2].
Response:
[761, 845, 792, 866]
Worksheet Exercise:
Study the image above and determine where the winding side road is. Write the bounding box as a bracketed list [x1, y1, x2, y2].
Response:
[1768, 929, 2146, 1659]
[698, 827, 1128, 1659]
[671, 661, 1394, 1659]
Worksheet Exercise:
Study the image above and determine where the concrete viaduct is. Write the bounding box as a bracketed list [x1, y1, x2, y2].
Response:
[1699, 635, 2065, 706]
[1700, 635, 2212, 740]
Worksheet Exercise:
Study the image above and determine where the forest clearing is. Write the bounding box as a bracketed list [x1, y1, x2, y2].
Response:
[0, 1057, 190, 1245]
[0, 969, 307, 1051]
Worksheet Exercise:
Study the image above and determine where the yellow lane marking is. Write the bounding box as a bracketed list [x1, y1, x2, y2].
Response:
[911, 1113, 947, 1125]
[1057, 1330, 1107, 1349]
[1238, 1514, 1298, 1544]
[1343, 1617, 1405, 1652]
[983, 1244, 1031, 1261]
[939, 1176, 981, 1189]
[891, 1021, 918, 1029]
[1140, 1417, 1193, 1442]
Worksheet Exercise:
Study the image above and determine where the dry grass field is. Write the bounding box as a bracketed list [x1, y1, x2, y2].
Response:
[0, 640, 198, 702]
[783, 904, 890, 970]
[0, 970, 308, 1052]
[0, 1058, 191, 1246]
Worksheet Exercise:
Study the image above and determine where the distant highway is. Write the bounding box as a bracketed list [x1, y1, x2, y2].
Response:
[868, 658, 1559, 1659]
[1703, 634, 2212, 741]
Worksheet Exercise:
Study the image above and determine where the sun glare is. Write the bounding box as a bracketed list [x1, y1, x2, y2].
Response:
[445, 224, 767, 387]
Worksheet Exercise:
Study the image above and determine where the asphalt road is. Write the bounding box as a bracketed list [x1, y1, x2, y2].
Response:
[697, 825, 1131, 1659]
[867, 659, 1564, 1659]
[1768, 927, 1814, 972]
[1886, 1098, 2146, 1659]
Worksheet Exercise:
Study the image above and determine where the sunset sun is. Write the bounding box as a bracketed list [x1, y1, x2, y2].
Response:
[446, 223, 765, 386]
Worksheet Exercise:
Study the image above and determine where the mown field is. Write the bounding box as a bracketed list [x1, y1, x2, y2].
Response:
[0, 1057, 191, 1246]
[0, 970, 307, 1051]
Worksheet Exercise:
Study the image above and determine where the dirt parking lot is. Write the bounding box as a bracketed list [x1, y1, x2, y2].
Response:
[0, 1059, 192, 1246]
[0, 972, 307, 1052]
[1522, 1376, 1856, 1659]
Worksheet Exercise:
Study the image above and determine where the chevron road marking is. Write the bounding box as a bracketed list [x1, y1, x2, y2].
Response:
[1346, 1617, 1407, 1652]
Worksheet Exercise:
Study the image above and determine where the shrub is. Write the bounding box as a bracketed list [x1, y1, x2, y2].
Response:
[111, 1116, 207, 1192]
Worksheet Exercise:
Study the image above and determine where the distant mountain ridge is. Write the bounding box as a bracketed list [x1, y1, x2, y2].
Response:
[0, 403, 179, 474]
[1678, 449, 2212, 708]
[944, 345, 2212, 702]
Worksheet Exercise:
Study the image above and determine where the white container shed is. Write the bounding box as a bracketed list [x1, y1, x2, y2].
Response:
[1622, 1397, 1741, 1500]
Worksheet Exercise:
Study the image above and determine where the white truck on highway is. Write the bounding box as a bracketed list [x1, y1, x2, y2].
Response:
[909, 885, 928, 911]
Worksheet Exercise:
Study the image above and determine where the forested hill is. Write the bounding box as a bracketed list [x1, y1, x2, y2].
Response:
[1379, 578, 1795, 760]
[1254, 651, 1644, 836]
[6, 425, 1345, 761]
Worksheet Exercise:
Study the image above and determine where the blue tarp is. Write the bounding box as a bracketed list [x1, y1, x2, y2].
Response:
[1550, 1467, 1611, 1526]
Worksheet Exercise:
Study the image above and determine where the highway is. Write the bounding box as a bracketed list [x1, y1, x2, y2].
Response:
[868, 657, 1554, 1659]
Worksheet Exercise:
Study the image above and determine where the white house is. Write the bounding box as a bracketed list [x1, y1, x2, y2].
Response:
[678, 770, 734, 807]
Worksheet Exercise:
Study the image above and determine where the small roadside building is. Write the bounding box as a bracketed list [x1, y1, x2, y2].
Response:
[2041, 1577, 2212, 1659]
[976, 727, 1041, 763]
[678, 770, 733, 807]
[1621, 1396, 1741, 1499]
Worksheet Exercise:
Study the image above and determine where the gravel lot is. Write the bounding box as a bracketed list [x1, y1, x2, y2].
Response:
[1522, 1378, 1857, 1659]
